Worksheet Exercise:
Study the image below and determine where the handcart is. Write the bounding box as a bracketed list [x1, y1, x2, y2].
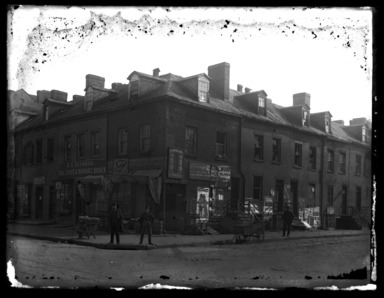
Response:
[232, 217, 265, 244]
[76, 216, 100, 239]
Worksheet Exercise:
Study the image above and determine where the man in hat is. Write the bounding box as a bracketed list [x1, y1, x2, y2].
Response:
[282, 205, 294, 237]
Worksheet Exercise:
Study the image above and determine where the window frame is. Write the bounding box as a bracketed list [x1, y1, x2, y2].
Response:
[118, 128, 129, 156]
[90, 131, 101, 158]
[185, 126, 198, 156]
[294, 142, 303, 168]
[77, 133, 85, 160]
[339, 151, 346, 175]
[309, 146, 317, 170]
[253, 134, 264, 161]
[47, 138, 54, 163]
[327, 149, 334, 173]
[355, 154, 362, 176]
[64, 135, 72, 161]
[35, 139, 43, 164]
[198, 80, 209, 102]
[130, 80, 139, 101]
[253, 176, 263, 201]
[272, 137, 281, 163]
[303, 110, 310, 126]
[258, 97, 266, 116]
[140, 123, 151, 153]
[216, 131, 228, 159]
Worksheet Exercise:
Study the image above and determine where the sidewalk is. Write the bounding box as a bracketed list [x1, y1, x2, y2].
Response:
[6, 221, 370, 250]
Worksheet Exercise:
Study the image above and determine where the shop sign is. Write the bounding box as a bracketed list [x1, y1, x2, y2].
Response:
[113, 159, 129, 174]
[59, 160, 106, 176]
[168, 148, 184, 179]
[189, 162, 231, 182]
[33, 177, 45, 185]
[326, 206, 335, 214]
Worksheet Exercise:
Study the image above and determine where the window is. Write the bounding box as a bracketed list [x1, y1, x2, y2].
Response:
[303, 110, 309, 126]
[44, 106, 49, 121]
[339, 152, 346, 175]
[327, 185, 334, 206]
[64, 136, 72, 160]
[308, 184, 316, 207]
[118, 129, 128, 155]
[362, 126, 367, 142]
[254, 135, 264, 161]
[36, 139, 43, 164]
[216, 131, 227, 158]
[198, 80, 209, 102]
[309, 146, 317, 170]
[47, 138, 54, 162]
[130, 80, 139, 100]
[272, 138, 281, 163]
[258, 97, 266, 115]
[325, 118, 331, 133]
[185, 126, 197, 156]
[77, 134, 85, 159]
[140, 124, 151, 153]
[23, 143, 34, 165]
[294, 142, 302, 167]
[253, 176, 263, 201]
[91, 131, 101, 157]
[327, 149, 334, 173]
[355, 154, 362, 176]
[57, 183, 72, 215]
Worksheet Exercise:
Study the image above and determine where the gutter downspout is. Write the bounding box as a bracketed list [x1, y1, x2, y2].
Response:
[320, 135, 326, 230]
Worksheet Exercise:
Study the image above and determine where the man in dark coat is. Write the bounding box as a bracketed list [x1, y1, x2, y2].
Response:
[282, 205, 294, 237]
[108, 203, 123, 244]
[139, 205, 155, 245]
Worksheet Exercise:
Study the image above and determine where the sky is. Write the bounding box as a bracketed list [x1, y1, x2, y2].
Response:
[7, 6, 373, 124]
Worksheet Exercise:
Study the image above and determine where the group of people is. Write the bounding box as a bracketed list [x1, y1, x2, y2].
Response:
[108, 203, 155, 245]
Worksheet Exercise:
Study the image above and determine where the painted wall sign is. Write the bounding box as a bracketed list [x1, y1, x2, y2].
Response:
[189, 162, 231, 182]
[113, 159, 129, 174]
[59, 160, 106, 177]
[168, 148, 184, 179]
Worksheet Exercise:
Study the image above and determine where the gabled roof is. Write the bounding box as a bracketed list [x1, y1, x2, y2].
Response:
[127, 71, 167, 82]
[311, 111, 333, 118]
[43, 98, 72, 106]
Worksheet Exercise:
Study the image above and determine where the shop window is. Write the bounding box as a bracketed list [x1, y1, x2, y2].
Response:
[355, 154, 362, 176]
[118, 128, 128, 155]
[309, 146, 316, 170]
[36, 139, 43, 164]
[339, 151, 346, 175]
[327, 149, 334, 173]
[91, 131, 101, 157]
[272, 138, 281, 163]
[216, 131, 227, 159]
[77, 133, 85, 160]
[254, 134, 264, 161]
[185, 126, 197, 156]
[140, 124, 151, 153]
[294, 142, 302, 167]
[47, 138, 54, 163]
[253, 176, 263, 201]
[64, 136, 72, 160]
[57, 184, 72, 215]
[327, 185, 334, 206]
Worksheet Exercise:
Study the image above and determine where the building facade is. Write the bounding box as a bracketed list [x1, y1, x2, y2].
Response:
[11, 62, 371, 231]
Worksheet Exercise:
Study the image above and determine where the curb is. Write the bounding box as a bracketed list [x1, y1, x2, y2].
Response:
[8, 231, 369, 250]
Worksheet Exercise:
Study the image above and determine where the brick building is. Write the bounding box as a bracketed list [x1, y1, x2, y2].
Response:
[11, 62, 371, 231]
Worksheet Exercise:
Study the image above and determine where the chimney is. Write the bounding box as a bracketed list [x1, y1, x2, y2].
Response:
[84, 74, 106, 111]
[237, 84, 243, 92]
[72, 95, 84, 103]
[349, 117, 367, 125]
[153, 68, 160, 77]
[293, 92, 310, 108]
[208, 62, 230, 100]
[50, 90, 68, 102]
[86, 74, 105, 89]
[333, 120, 345, 125]
[37, 90, 51, 104]
[245, 87, 251, 94]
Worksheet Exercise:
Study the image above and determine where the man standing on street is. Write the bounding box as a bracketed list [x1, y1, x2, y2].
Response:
[139, 205, 155, 245]
[282, 205, 294, 237]
[108, 203, 123, 244]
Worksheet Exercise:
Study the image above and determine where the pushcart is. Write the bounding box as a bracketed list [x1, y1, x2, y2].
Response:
[76, 216, 100, 239]
[232, 218, 265, 244]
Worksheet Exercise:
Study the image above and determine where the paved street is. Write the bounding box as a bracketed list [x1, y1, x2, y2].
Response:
[7, 232, 372, 289]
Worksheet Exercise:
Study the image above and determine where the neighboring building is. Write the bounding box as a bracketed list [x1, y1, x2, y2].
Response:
[11, 62, 372, 231]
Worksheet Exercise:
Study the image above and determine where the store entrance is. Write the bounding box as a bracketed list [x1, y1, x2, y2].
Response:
[35, 186, 44, 220]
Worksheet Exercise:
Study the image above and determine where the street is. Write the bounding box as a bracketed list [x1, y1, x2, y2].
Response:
[7, 234, 371, 289]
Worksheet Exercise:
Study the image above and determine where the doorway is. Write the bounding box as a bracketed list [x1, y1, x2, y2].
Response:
[290, 180, 298, 216]
[342, 185, 348, 214]
[276, 180, 284, 212]
[35, 186, 44, 219]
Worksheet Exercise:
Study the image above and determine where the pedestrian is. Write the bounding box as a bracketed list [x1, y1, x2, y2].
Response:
[282, 205, 294, 237]
[139, 205, 155, 245]
[108, 202, 123, 244]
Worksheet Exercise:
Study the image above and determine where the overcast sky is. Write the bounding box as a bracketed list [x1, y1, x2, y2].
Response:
[8, 6, 373, 124]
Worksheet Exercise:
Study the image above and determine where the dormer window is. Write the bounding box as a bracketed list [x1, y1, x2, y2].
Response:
[362, 126, 367, 142]
[130, 80, 139, 101]
[303, 110, 310, 126]
[325, 117, 331, 133]
[198, 79, 209, 102]
[44, 106, 49, 121]
[258, 97, 266, 116]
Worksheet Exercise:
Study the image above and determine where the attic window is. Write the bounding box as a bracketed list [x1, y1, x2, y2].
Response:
[258, 97, 266, 116]
[362, 126, 367, 142]
[198, 80, 209, 102]
[130, 80, 139, 100]
[44, 106, 49, 121]
[303, 110, 309, 126]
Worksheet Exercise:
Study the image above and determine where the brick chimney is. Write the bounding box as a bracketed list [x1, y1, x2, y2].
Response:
[349, 117, 368, 125]
[208, 62, 230, 100]
[333, 120, 345, 125]
[153, 68, 160, 77]
[245, 87, 251, 94]
[293, 92, 310, 108]
[237, 84, 243, 92]
[37, 90, 51, 104]
[84, 74, 106, 111]
[50, 90, 68, 102]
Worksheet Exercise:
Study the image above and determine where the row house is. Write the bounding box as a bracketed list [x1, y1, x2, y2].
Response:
[11, 62, 371, 231]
